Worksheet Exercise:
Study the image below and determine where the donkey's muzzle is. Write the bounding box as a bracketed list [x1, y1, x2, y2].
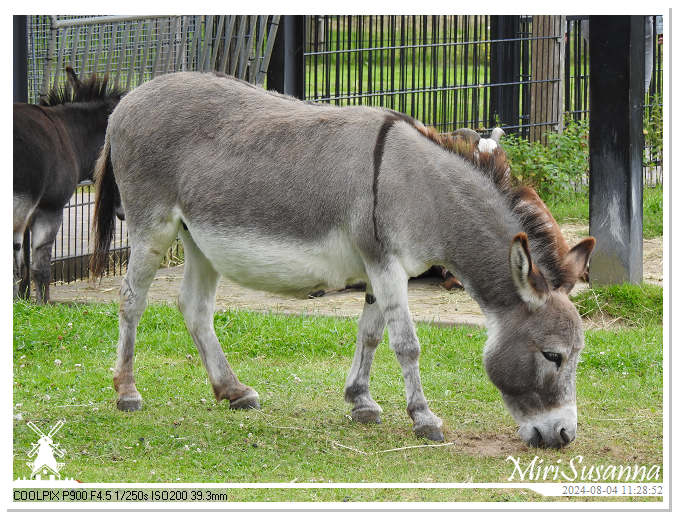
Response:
[525, 425, 575, 448]
[517, 404, 578, 449]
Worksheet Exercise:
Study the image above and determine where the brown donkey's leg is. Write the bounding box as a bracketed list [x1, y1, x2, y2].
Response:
[177, 228, 259, 409]
[29, 208, 63, 304]
[344, 290, 386, 423]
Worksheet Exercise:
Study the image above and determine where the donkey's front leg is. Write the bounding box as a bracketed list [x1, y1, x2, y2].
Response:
[344, 290, 386, 423]
[367, 260, 443, 441]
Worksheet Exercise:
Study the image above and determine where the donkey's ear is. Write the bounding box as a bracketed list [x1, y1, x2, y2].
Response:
[65, 66, 81, 90]
[559, 237, 596, 294]
[510, 232, 549, 311]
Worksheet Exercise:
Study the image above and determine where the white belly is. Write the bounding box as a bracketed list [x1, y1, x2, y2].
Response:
[187, 225, 367, 297]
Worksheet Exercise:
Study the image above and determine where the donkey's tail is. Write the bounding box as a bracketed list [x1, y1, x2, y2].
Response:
[90, 133, 118, 278]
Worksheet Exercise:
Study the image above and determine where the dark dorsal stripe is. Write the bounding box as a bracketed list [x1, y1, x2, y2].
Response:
[372, 114, 406, 244]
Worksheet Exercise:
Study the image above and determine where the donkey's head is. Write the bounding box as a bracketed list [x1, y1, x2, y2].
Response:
[483, 232, 595, 448]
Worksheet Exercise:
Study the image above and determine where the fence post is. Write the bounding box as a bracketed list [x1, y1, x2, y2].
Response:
[13, 15, 28, 103]
[14, 15, 31, 296]
[490, 16, 520, 133]
[588, 15, 644, 285]
[529, 16, 566, 143]
[267, 15, 305, 98]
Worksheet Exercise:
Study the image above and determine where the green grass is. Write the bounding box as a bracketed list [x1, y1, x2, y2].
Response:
[572, 284, 663, 328]
[543, 185, 664, 239]
[643, 185, 664, 238]
[13, 301, 663, 501]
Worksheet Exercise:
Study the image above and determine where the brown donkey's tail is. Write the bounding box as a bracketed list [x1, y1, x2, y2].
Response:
[90, 133, 119, 278]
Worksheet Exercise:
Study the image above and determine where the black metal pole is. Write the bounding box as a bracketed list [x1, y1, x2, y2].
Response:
[14, 15, 31, 297]
[14, 15, 28, 103]
[588, 15, 645, 285]
[267, 15, 305, 99]
[490, 15, 520, 132]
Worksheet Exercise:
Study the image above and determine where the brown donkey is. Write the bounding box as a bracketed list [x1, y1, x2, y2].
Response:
[13, 67, 124, 302]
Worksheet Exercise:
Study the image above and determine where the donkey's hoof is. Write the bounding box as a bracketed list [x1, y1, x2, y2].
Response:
[117, 395, 142, 412]
[351, 406, 382, 424]
[413, 423, 445, 442]
[229, 392, 260, 410]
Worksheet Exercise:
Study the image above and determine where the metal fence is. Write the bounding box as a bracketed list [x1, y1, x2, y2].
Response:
[28, 15, 279, 103]
[303, 15, 570, 140]
[22, 14, 663, 286]
[25, 15, 280, 283]
[563, 15, 663, 185]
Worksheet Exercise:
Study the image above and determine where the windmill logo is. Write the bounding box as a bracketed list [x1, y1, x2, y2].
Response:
[25, 421, 66, 480]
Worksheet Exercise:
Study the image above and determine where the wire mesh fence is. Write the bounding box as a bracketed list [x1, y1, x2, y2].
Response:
[25, 15, 280, 285]
[28, 15, 279, 103]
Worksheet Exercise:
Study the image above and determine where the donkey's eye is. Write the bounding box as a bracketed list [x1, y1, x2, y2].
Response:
[542, 351, 562, 368]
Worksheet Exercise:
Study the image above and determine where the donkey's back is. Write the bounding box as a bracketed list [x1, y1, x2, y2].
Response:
[104, 72, 424, 294]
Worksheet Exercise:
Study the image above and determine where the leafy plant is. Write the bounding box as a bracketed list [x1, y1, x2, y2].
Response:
[501, 118, 589, 201]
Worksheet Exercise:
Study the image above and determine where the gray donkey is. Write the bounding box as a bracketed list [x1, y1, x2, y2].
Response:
[91, 72, 595, 448]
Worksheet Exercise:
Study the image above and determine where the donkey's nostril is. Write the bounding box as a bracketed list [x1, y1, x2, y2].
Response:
[527, 427, 543, 448]
[560, 428, 571, 445]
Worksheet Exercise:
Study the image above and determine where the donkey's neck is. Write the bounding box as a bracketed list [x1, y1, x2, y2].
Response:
[53, 102, 110, 183]
[428, 161, 524, 313]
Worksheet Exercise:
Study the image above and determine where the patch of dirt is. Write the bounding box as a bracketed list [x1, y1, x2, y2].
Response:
[560, 223, 663, 287]
[447, 430, 528, 457]
[49, 222, 662, 330]
[51, 270, 486, 327]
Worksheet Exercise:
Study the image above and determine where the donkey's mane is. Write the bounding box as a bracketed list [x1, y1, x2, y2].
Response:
[414, 124, 572, 289]
[39, 72, 125, 107]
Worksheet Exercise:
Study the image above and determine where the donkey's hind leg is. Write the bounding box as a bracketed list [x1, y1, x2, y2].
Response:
[177, 228, 260, 409]
[29, 207, 63, 304]
[114, 223, 177, 411]
[13, 195, 36, 299]
[344, 288, 386, 423]
[365, 259, 443, 441]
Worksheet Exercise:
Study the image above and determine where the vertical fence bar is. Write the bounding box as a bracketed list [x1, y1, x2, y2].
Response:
[257, 16, 280, 85]
[82, 24, 93, 74]
[40, 17, 57, 98]
[588, 15, 645, 285]
[127, 21, 142, 89]
[490, 15, 520, 132]
[53, 27, 66, 90]
[177, 16, 190, 72]
[530, 15, 566, 142]
[115, 23, 130, 87]
[267, 15, 304, 98]
[93, 24, 105, 75]
[14, 15, 29, 102]
[211, 15, 226, 73]
[219, 16, 235, 73]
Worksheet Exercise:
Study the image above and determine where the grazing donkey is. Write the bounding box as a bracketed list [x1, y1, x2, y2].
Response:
[13, 67, 124, 302]
[91, 72, 595, 448]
